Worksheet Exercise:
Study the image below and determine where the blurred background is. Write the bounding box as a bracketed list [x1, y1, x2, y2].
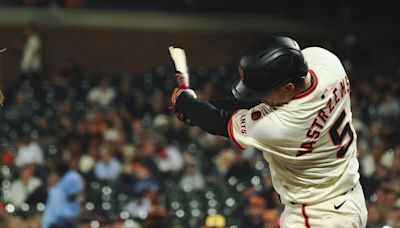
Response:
[0, 1, 400, 228]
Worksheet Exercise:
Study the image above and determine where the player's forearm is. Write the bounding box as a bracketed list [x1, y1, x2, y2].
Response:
[176, 93, 232, 137]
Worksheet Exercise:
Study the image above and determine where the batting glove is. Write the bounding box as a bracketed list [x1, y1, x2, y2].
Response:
[170, 88, 197, 125]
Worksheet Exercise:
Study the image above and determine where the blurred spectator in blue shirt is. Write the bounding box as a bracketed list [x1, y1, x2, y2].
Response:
[42, 167, 84, 228]
[131, 162, 159, 197]
[94, 143, 121, 182]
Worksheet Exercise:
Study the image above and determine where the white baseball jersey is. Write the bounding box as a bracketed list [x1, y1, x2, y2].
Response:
[228, 47, 359, 205]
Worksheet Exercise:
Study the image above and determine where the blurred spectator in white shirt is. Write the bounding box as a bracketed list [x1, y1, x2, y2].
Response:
[377, 91, 400, 119]
[179, 160, 205, 191]
[154, 139, 183, 173]
[20, 23, 41, 82]
[4, 164, 42, 208]
[87, 78, 116, 107]
[14, 135, 44, 168]
[94, 143, 121, 182]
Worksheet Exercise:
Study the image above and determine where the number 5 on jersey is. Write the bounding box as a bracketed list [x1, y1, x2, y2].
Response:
[329, 110, 355, 158]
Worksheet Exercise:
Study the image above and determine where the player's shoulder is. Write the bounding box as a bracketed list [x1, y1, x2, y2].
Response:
[302, 46, 344, 75]
[302, 47, 341, 63]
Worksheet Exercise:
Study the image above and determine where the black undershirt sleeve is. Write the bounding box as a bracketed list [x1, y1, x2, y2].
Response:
[175, 93, 231, 137]
[175, 93, 259, 137]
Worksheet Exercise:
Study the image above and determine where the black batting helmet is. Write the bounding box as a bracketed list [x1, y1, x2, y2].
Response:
[232, 36, 308, 102]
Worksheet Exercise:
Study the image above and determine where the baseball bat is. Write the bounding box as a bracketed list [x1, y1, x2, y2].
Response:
[168, 46, 189, 89]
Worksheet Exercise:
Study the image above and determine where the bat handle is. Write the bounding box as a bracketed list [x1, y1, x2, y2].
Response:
[177, 73, 189, 89]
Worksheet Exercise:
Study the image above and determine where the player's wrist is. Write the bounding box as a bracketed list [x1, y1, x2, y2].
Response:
[170, 88, 197, 111]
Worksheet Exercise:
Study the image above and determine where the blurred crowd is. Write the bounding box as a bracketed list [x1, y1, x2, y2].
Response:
[0, 58, 283, 227]
[1, 34, 400, 228]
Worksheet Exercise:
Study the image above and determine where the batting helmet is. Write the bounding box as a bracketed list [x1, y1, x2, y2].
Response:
[232, 36, 309, 102]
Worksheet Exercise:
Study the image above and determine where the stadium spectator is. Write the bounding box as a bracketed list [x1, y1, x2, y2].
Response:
[87, 77, 116, 108]
[154, 139, 184, 174]
[239, 195, 267, 228]
[120, 144, 135, 173]
[14, 135, 44, 168]
[42, 164, 84, 228]
[129, 89, 149, 118]
[150, 89, 169, 116]
[114, 79, 135, 115]
[386, 206, 400, 228]
[130, 162, 159, 197]
[130, 118, 145, 146]
[224, 150, 254, 183]
[125, 191, 166, 227]
[179, 159, 205, 191]
[214, 147, 236, 178]
[102, 118, 121, 143]
[367, 204, 385, 228]
[4, 90, 34, 123]
[74, 120, 91, 152]
[93, 143, 121, 182]
[26, 169, 60, 207]
[377, 91, 400, 119]
[20, 23, 41, 84]
[4, 164, 42, 209]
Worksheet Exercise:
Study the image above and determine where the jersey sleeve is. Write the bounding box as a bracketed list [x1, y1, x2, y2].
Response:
[227, 105, 272, 150]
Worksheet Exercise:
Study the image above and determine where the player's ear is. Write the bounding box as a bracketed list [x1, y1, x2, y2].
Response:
[281, 82, 295, 94]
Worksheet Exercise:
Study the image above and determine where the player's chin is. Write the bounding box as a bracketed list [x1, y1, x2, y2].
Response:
[264, 100, 278, 106]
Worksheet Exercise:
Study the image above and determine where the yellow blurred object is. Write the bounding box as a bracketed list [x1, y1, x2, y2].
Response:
[205, 214, 226, 228]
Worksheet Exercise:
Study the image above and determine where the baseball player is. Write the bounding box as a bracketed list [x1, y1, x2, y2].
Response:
[169, 37, 367, 227]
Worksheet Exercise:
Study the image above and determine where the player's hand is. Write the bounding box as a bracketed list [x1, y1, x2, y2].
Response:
[170, 87, 197, 112]
[170, 87, 197, 125]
